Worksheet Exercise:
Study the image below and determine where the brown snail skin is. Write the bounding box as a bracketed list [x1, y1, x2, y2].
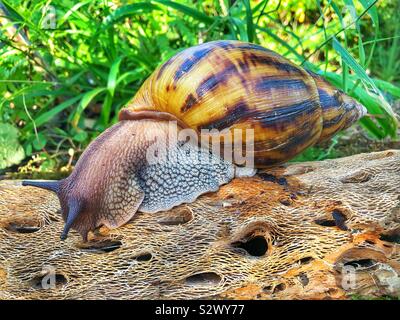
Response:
[22, 40, 367, 241]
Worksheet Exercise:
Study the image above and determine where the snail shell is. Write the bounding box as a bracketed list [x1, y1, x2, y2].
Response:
[120, 40, 366, 166]
[22, 40, 367, 241]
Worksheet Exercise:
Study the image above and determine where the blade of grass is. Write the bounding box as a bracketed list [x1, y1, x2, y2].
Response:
[330, 2, 349, 92]
[359, 0, 379, 69]
[71, 87, 106, 127]
[243, 0, 255, 43]
[301, 0, 378, 66]
[373, 79, 400, 98]
[153, 1, 215, 24]
[332, 37, 377, 93]
[98, 57, 123, 126]
[99, 93, 113, 129]
[116, 69, 145, 86]
[102, 3, 161, 28]
[229, 17, 247, 41]
[23, 94, 84, 132]
[316, 0, 330, 73]
[57, 0, 92, 27]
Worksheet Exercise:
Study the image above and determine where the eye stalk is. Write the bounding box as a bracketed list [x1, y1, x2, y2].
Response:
[21, 180, 60, 193]
[60, 199, 81, 241]
[21, 180, 78, 240]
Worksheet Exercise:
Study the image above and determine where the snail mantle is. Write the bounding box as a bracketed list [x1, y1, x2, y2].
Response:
[1, 150, 399, 300]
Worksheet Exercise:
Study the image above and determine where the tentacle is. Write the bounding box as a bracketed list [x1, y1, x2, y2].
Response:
[22, 180, 60, 193]
[60, 199, 81, 240]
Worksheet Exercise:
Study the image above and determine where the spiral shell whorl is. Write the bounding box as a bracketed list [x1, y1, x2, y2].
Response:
[124, 40, 363, 166]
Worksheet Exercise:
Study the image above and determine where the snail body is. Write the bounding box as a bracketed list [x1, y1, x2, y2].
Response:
[23, 40, 366, 240]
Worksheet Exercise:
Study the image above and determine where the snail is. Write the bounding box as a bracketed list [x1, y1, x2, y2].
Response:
[22, 40, 367, 241]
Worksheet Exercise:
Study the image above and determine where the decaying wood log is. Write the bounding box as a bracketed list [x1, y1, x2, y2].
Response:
[0, 150, 399, 300]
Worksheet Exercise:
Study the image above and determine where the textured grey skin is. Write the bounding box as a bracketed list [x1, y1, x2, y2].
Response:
[138, 142, 236, 213]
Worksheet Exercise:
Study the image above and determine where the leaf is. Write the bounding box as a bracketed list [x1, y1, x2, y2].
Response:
[332, 37, 372, 88]
[230, 17, 247, 41]
[32, 132, 47, 150]
[23, 141, 32, 157]
[0, 0, 25, 23]
[359, 0, 379, 27]
[116, 69, 145, 85]
[0, 123, 25, 169]
[107, 57, 122, 97]
[58, 0, 92, 27]
[373, 79, 400, 98]
[72, 88, 106, 127]
[99, 93, 113, 127]
[358, 0, 379, 68]
[332, 37, 398, 132]
[73, 130, 88, 142]
[243, 0, 255, 43]
[23, 94, 84, 132]
[154, 1, 215, 24]
[255, 25, 307, 64]
[102, 2, 161, 27]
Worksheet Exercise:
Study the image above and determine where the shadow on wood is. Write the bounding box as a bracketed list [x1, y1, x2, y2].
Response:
[0, 150, 399, 299]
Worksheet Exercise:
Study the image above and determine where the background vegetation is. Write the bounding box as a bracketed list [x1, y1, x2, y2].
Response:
[0, 0, 399, 177]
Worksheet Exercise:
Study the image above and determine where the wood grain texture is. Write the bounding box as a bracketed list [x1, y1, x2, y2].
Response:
[1, 150, 399, 299]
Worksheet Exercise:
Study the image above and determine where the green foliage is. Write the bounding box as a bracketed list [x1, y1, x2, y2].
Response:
[0, 122, 25, 169]
[365, 0, 400, 86]
[0, 0, 399, 172]
[291, 136, 341, 162]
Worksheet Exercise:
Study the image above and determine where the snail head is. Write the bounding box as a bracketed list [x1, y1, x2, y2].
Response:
[21, 121, 153, 241]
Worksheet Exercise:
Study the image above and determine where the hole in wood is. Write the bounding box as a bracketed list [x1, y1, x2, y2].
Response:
[157, 208, 193, 226]
[232, 235, 268, 257]
[340, 171, 372, 184]
[298, 273, 309, 286]
[379, 230, 400, 244]
[314, 218, 336, 227]
[5, 222, 40, 233]
[344, 259, 377, 270]
[185, 272, 221, 286]
[78, 240, 122, 253]
[4, 220, 40, 233]
[272, 283, 286, 294]
[279, 198, 292, 206]
[331, 209, 348, 230]
[298, 256, 314, 265]
[31, 273, 67, 290]
[315, 209, 348, 230]
[384, 151, 394, 157]
[135, 252, 152, 261]
[258, 172, 288, 186]
[263, 285, 272, 293]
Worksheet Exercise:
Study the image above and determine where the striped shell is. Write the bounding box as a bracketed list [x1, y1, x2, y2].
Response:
[121, 40, 366, 167]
